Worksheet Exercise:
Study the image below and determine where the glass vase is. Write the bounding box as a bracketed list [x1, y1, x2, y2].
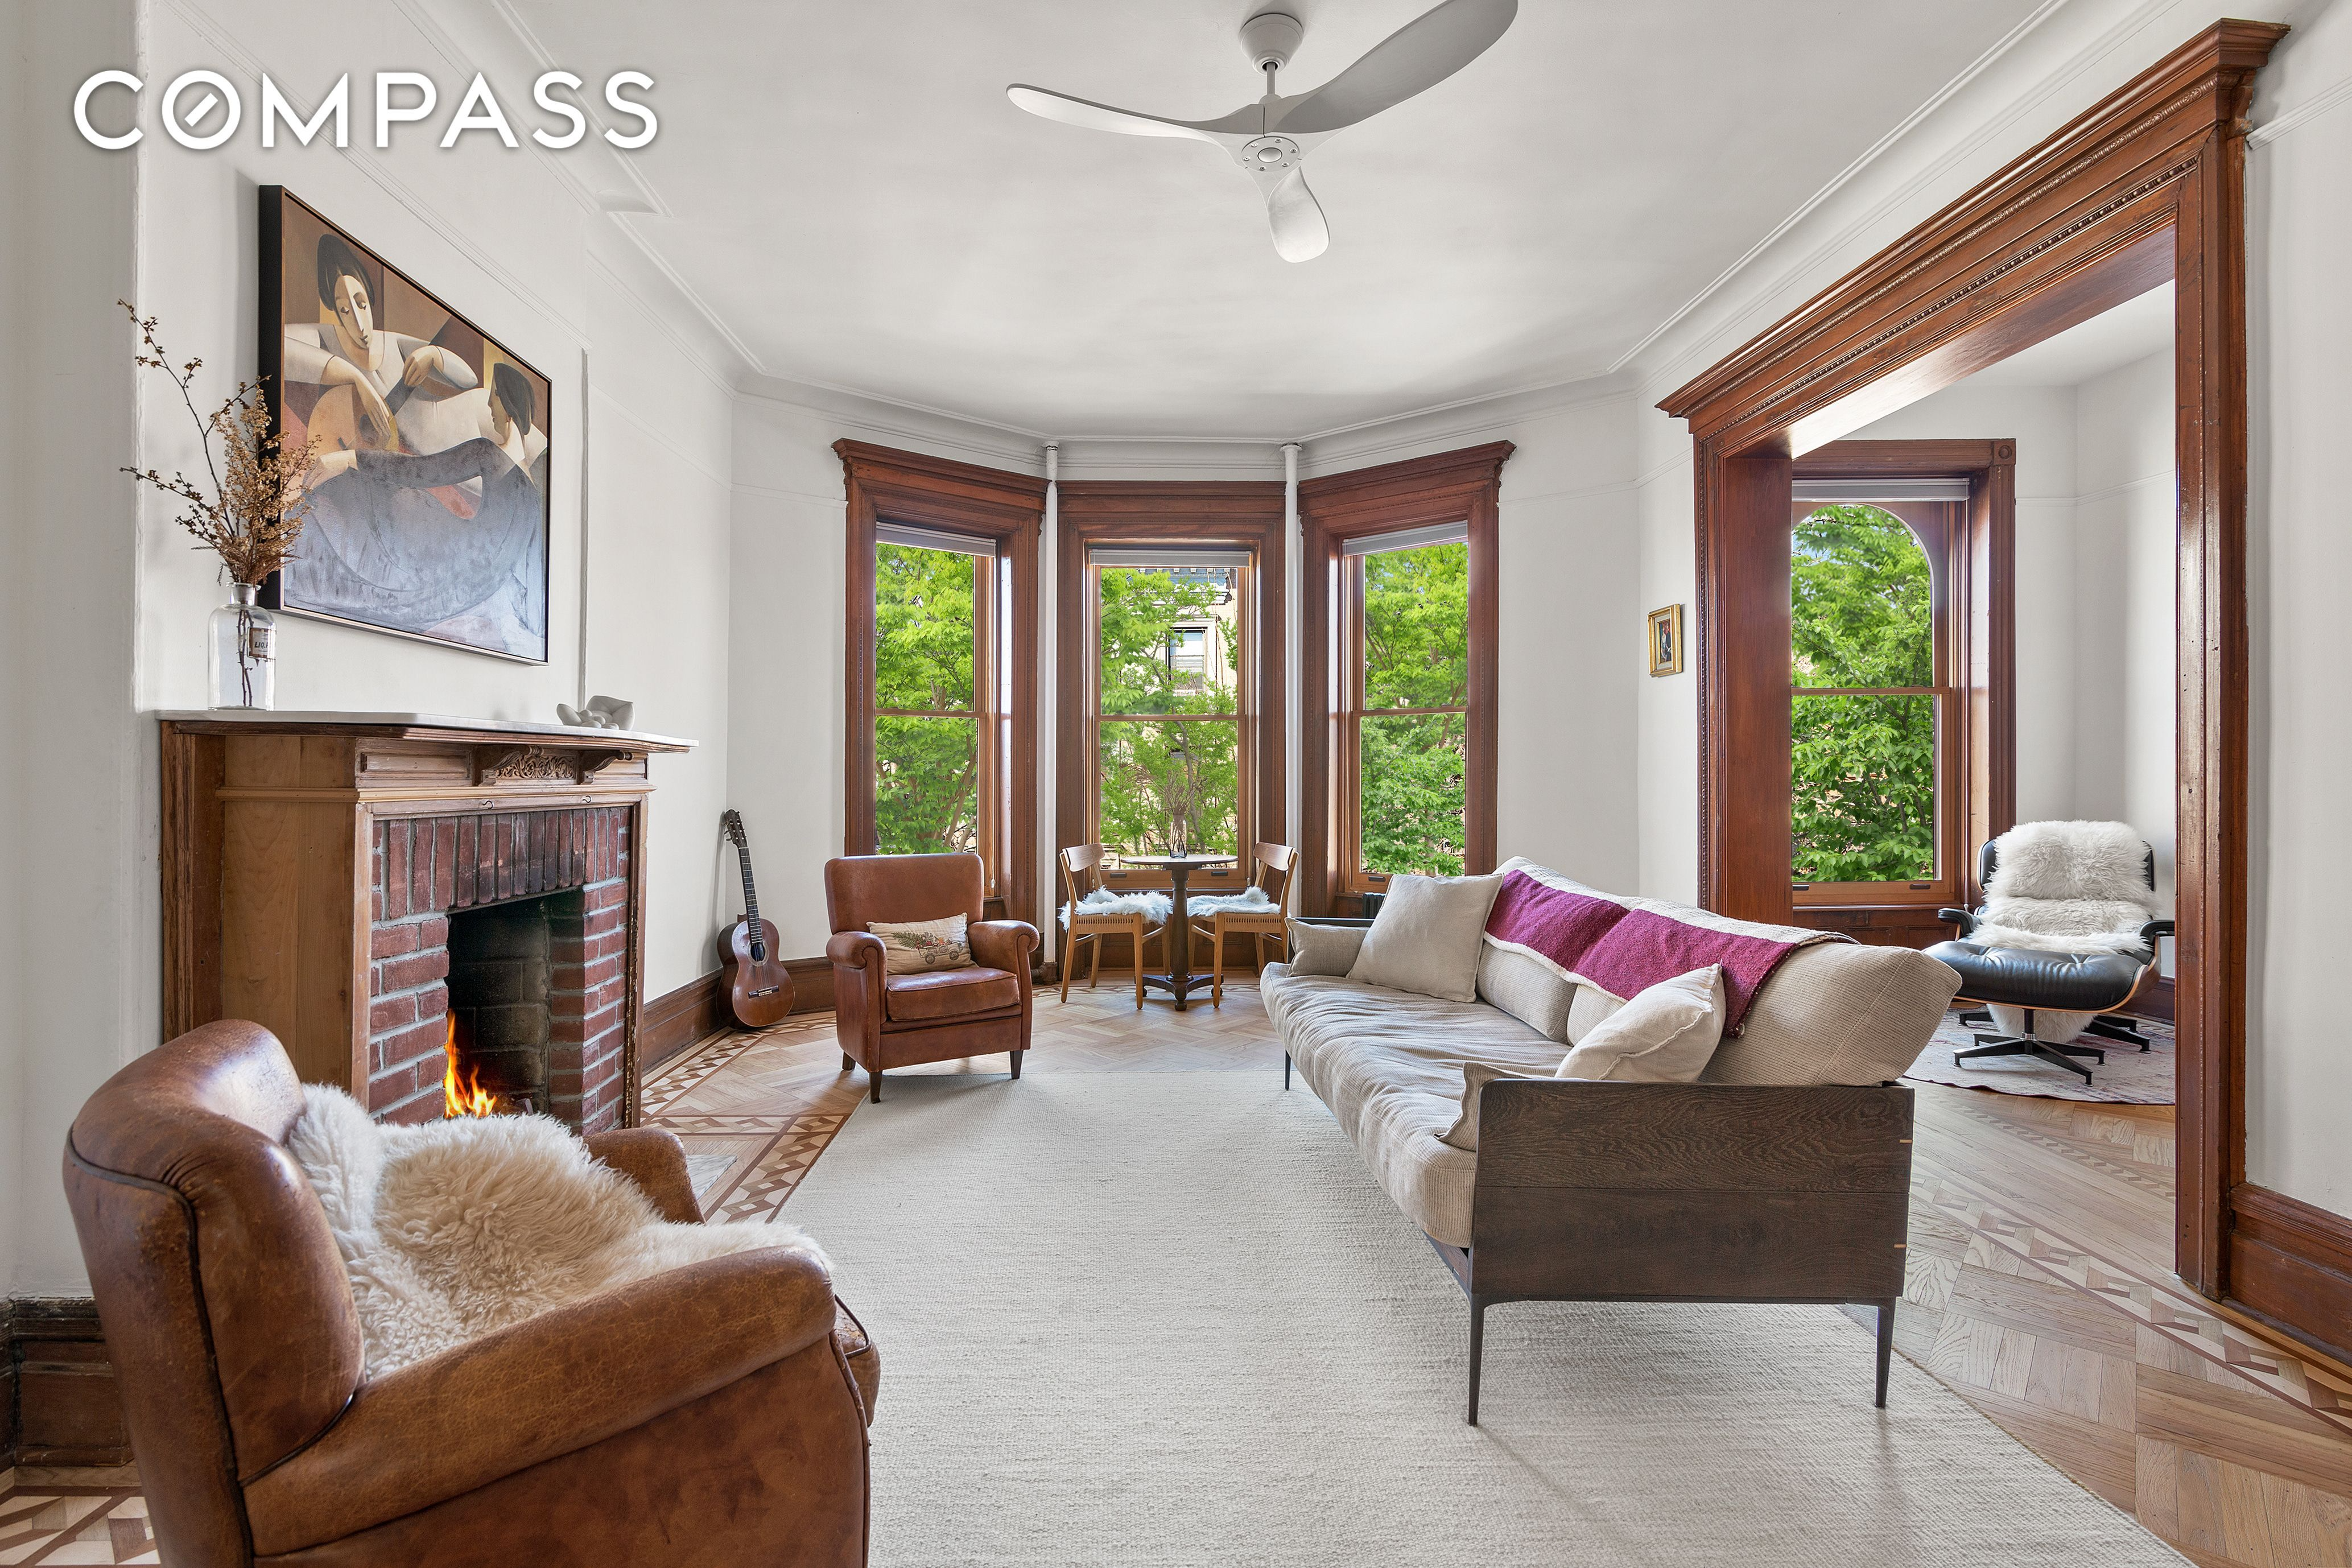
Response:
[209, 583, 277, 710]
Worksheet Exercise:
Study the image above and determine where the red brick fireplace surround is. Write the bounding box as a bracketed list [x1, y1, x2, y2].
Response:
[369, 809, 630, 1129]
[160, 713, 692, 1130]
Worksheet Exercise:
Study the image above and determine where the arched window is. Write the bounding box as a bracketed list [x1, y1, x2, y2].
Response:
[1790, 502, 1949, 894]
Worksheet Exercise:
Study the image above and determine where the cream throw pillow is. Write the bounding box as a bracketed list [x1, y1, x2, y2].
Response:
[1346, 872, 1504, 1002]
[1284, 919, 1367, 976]
[1556, 965, 1725, 1082]
[868, 914, 973, 975]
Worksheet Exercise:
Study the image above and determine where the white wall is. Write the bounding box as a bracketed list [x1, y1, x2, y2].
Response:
[2245, 0, 2352, 1214]
[1, 0, 738, 1294]
[2, 0, 142, 1297]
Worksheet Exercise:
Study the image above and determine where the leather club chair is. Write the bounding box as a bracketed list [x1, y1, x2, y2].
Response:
[62, 1019, 877, 1568]
[825, 852, 1040, 1102]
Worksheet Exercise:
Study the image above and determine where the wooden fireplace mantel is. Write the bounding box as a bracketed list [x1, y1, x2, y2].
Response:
[159, 712, 696, 1128]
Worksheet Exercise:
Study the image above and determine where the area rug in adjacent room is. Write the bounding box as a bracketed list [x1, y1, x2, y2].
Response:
[782, 1071, 2188, 1567]
[1904, 1008, 2175, 1104]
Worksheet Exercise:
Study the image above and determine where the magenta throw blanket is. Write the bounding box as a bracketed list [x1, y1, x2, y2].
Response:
[1483, 870, 1822, 1035]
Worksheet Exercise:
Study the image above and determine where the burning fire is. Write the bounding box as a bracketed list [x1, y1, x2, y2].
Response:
[443, 1016, 496, 1118]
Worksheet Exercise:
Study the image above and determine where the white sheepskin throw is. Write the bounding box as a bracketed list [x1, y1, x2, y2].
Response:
[1059, 889, 1174, 928]
[1972, 820, 2164, 956]
[1185, 887, 1276, 917]
[288, 1086, 820, 1377]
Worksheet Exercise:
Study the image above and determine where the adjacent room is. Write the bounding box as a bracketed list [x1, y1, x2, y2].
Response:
[7, 1, 2351, 1564]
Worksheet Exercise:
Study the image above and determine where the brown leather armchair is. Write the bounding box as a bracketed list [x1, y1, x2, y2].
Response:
[824, 852, 1039, 1102]
[62, 1020, 877, 1567]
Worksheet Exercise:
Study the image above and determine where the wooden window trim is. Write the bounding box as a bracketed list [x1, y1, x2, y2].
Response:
[837, 440, 1042, 929]
[1054, 484, 1286, 895]
[1658, 22, 2283, 1307]
[1299, 443, 1512, 916]
[1785, 444, 2017, 933]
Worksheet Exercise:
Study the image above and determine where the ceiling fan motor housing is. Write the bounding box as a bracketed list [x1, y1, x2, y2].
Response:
[1240, 11, 1305, 72]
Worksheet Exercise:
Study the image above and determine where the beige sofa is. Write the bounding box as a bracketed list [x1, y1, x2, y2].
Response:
[1260, 859, 1961, 1422]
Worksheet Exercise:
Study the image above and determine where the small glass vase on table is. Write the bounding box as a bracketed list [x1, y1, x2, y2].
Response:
[209, 582, 277, 710]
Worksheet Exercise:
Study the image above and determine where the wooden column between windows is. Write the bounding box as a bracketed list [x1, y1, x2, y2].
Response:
[836, 441, 1043, 932]
[1660, 22, 2284, 1311]
[1298, 442, 1512, 917]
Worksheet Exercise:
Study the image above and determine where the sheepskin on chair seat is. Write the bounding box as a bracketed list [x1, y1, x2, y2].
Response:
[290, 1086, 821, 1376]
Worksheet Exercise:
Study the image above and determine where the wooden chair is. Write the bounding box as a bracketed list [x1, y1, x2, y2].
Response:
[1059, 845, 1169, 1009]
[1187, 841, 1296, 1007]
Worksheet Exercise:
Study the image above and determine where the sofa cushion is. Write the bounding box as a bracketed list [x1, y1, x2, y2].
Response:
[1476, 944, 1575, 1042]
[1702, 941, 1961, 1085]
[883, 965, 1018, 1024]
[1347, 872, 1504, 1002]
[1557, 966, 1724, 1082]
[1261, 963, 1564, 1247]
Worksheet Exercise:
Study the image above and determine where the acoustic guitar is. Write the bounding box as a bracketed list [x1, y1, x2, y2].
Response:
[719, 810, 794, 1028]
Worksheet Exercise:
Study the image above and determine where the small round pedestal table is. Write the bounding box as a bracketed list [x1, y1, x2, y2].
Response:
[1125, 853, 1236, 1010]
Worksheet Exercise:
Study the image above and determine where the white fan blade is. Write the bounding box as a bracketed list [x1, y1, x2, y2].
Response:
[1006, 85, 1256, 143]
[1273, 0, 1517, 135]
[1265, 167, 1329, 263]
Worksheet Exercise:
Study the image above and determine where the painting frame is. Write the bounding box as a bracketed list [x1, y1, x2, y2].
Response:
[1647, 603, 1684, 677]
[257, 186, 553, 663]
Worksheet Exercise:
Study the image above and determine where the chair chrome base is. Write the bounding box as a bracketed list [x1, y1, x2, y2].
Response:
[1953, 1004, 2106, 1084]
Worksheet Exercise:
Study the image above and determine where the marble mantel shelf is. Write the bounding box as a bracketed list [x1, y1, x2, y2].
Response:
[153, 709, 697, 752]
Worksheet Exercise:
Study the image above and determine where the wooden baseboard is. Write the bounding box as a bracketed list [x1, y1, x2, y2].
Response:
[2229, 1183, 2352, 1364]
[643, 960, 838, 1072]
[3, 1297, 130, 1467]
[2135, 974, 2176, 1024]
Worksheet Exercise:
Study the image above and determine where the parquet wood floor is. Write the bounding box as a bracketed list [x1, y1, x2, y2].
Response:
[20, 980, 2347, 1563]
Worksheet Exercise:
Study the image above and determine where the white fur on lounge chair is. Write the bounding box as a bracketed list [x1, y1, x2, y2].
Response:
[1969, 819, 2164, 956]
[290, 1086, 819, 1376]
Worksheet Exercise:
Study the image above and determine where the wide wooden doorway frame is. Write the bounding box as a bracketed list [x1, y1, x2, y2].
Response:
[1661, 22, 2285, 1305]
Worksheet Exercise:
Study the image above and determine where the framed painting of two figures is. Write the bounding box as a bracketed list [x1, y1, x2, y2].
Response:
[258, 185, 551, 661]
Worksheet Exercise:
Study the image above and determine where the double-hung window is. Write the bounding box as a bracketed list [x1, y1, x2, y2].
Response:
[1788, 489, 1963, 909]
[1342, 523, 1471, 888]
[1087, 546, 1251, 870]
[870, 522, 1009, 869]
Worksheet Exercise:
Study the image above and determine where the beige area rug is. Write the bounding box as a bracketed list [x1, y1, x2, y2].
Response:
[783, 1071, 2188, 1567]
[1905, 1009, 2175, 1104]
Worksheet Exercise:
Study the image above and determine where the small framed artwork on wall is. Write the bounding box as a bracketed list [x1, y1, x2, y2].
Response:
[1647, 604, 1684, 676]
[258, 186, 552, 662]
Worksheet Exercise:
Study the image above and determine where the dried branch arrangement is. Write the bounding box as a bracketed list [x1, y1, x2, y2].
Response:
[119, 301, 321, 586]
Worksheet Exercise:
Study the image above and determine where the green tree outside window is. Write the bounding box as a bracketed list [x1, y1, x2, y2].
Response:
[1359, 540, 1468, 878]
[873, 541, 981, 855]
[1095, 566, 1239, 859]
[1790, 504, 1937, 882]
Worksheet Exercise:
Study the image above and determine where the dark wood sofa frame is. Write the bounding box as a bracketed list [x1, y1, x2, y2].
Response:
[1281, 921, 1915, 1425]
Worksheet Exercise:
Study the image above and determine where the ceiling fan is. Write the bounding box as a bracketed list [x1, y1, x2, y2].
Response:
[1007, 0, 1517, 263]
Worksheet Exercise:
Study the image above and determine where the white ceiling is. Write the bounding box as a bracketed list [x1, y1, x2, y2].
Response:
[512, 0, 2056, 439]
[1965, 282, 2174, 388]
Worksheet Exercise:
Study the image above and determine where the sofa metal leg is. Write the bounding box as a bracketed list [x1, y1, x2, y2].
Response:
[1010, 1049, 1024, 1080]
[869, 1070, 884, 1104]
[1467, 1297, 1488, 1426]
[1959, 1007, 1992, 1026]
[1282, 1051, 1291, 1091]
[1875, 1299, 1896, 1408]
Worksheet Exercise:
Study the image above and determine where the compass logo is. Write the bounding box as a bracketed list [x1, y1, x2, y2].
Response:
[73, 69, 655, 153]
